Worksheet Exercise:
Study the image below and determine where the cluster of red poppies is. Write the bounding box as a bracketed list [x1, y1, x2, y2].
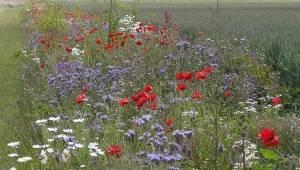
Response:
[105, 144, 122, 158]
[175, 66, 214, 99]
[119, 85, 158, 110]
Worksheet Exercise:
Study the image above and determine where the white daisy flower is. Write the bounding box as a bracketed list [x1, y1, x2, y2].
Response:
[47, 127, 58, 132]
[8, 153, 18, 157]
[47, 148, 54, 153]
[36, 119, 48, 125]
[73, 118, 85, 123]
[17, 156, 32, 163]
[32, 145, 42, 149]
[48, 117, 60, 122]
[7, 141, 20, 148]
[90, 152, 97, 157]
[63, 129, 73, 133]
[47, 138, 54, 142]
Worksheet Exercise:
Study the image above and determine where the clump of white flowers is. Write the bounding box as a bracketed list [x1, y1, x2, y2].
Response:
[182, 108, 199, 117]
[232, 139, 259, 169]
[88, 142, 104, 157]
[118, 15, 136, 33]
[71, 45, 85, 56]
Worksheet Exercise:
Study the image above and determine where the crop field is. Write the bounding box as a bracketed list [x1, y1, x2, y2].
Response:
[0, 0, 299, 170]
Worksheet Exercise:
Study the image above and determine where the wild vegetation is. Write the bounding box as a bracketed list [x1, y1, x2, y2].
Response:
[0, 0, 299, 170]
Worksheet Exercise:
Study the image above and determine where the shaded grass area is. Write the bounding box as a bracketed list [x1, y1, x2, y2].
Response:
[0, 6, 23, 167]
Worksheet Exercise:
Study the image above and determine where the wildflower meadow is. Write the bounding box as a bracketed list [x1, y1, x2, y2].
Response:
[0, 0, 300, 170]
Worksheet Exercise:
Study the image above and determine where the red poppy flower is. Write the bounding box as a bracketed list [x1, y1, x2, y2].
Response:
[95, 38, 102, 45]
[40, 63, 46, 70]
[176, 72, 184, 80]
[143, 85, 153, 93]
[121, 40, 126, 47]
[149, 93, 157, 101]
[195, 71, 207, 80]
[150, 102, 157, 110]
[192, 90, 202, 100]
[39, 38, 46, 45]
[258, 128, 280, 147]
[136, 96, 149, 108]
[104, 44, 114, 51]
[76, 93, 86, 105]
[271, 96, 282, 105]
[88, 27, 97, 34]
[65, 47, 72, 53]
[137, 91, 149, 99]
[223, 90, 232, 97]
[105, 145, 122, 158]
[75, 34, 85, 43]
[129, 34, 136, 39]
[175, 72, 192, 80]
[63, 35, 70, 41]
[119, 98, 129, 107]
[131, 94, 140, 103]
[146, 25, 157, 31]
[176, 83, 187, 91]
[165, 118, 173, 126]
[183, 72, 193, 80]
[136, 40, 143, 46]
[202, 66, 214, 74]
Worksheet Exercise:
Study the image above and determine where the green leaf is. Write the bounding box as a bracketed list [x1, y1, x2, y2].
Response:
[260, 149, 280, 161]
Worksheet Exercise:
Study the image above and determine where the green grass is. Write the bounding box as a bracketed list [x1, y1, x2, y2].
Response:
[0, 6, 23, 167]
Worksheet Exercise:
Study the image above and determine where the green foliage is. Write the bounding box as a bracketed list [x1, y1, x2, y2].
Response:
[36, 4, 66, 33]
[260, 149, 280, 161]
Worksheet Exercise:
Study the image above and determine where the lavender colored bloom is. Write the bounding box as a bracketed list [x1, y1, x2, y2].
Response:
[147, 153, 162, 163]
[193, 44, 206, 54]
[183, 131, 193, 138]
[176, 40, 191, 50]
[125, 129, 136, 141]
[159, 68, 166, 75]
[141, 114, 152, 122]
[169, 142, 182, 152]
[152, 124, 164, 132]
[133, 114, 152, 126]
[138, 132, 152, 141]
